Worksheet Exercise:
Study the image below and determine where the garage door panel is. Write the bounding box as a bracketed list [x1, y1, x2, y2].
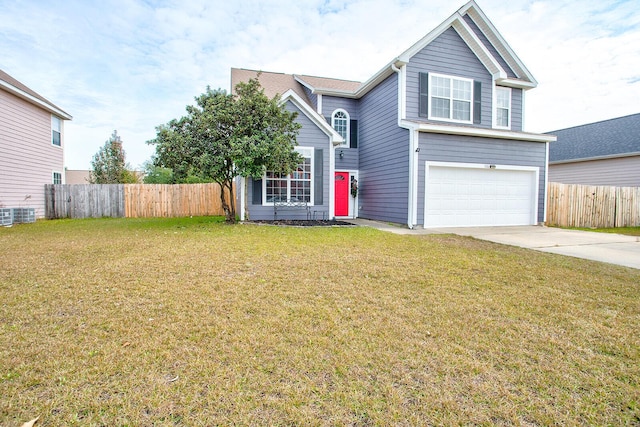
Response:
[425, 162, 538, 228]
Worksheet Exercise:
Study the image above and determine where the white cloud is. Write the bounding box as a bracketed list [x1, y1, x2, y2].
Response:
[0, 0, 638, 168]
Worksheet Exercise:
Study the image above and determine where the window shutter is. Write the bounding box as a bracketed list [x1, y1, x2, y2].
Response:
[252, 178, 262, 205]
[419, 72, 429, 117]
[350, 120, 358, 148]
[473, 80, 482, 124]
[314, 149, 323, 205]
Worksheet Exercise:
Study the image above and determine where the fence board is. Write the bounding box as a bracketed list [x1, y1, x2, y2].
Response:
[45, 183, 229, 219]
[547, 182, 640, 228]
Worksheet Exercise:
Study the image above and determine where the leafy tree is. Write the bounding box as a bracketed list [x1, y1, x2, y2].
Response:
[148, 78, 302, 222]
[142, 160, 174, 184]
[90, 130, 138, 184]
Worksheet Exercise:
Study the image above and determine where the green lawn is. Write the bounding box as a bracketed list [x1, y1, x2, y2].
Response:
[1, 217, 639, 426]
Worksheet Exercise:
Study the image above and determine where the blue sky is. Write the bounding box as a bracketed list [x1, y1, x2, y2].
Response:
[1, 0, 639, 170]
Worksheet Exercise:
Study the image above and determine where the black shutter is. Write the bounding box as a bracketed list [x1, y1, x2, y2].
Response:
[473, 80, 482, 124]
[314, 149, 323, 205]
[350, 120, 358, 148]
[419, 72, 429, 117]
[252, 179, 262, 205]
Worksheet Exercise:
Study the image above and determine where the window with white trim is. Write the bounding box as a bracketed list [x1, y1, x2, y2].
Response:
[429, 73, 473, 123]
[495, 87, 511, 129]
[53, 172, 62, 184]
[264, 147, 313, 204]
[52, 116, 61, 146]
[331, 109, 349, 146]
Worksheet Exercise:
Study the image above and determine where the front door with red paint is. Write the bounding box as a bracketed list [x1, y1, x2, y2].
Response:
[335, 172, 349, 216]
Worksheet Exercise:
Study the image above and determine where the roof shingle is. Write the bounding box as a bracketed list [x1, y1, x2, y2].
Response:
[548, 113, 640, 162]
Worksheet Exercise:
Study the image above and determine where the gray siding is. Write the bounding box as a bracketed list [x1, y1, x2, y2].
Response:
[322, 96, 359, 120]
[406, 27, 493, 128]
[417, 133, 547, 224]
[246, 100, 331, 220]
[463, 14, 517, 79]
[302, 86, 317, 111]
[510, 88, 523, 132]
[324, 96, 360, 170]
[358, 73, 410, 224]
[549, 156, 640, 187]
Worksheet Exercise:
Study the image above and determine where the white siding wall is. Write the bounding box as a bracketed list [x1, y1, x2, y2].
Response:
[549, 156, 640, 187]
[0, 90, 64, 218]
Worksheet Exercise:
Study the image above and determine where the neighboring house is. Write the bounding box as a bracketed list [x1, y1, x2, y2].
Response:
[548, 113, 640, 187]
[65, 169, 92, 184]
[233, 1, 555, 228]
[0, 69, 72, 218]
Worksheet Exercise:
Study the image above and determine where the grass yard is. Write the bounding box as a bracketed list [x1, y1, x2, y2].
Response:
[1, 217, 639, 426]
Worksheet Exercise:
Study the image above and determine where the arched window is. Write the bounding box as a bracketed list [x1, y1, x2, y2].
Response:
[331, 109, 349, 147]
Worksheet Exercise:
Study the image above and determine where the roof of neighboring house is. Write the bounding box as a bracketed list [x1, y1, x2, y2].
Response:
[231, 0, 536, 109]
[548, 113, 640, 163]
[0, 69, 72, 119]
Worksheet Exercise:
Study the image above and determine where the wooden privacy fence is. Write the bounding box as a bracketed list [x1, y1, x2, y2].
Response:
[45, 183, 230, 219]
[546, 182, 640, 228]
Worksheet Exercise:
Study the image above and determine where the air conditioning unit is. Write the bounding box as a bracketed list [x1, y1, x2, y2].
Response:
[0, 208, 12, 227]
[12, 208, 35, 224]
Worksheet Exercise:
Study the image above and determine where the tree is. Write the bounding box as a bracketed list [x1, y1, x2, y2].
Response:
[90, 130, 138, 184]
[142, 160, 174, 184]
[147, 78, 302, 222]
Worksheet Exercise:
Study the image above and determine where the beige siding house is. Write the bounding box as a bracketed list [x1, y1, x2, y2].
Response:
[0, 69, 72, 218]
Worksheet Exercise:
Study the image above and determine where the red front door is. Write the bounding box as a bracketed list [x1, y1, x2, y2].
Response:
[335, 172, 349, 216]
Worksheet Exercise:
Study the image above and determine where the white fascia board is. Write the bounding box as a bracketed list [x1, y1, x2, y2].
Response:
[496, 78, 537, 90]
[280, 89, 344, 146]
[451, 18, 506, 80]
[293, 75, 315, 91]
[0, 80, 72, 120]
[407, 120, 557, 143]
[464, 5, 538, 86]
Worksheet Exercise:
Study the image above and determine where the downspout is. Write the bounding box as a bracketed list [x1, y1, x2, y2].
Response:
[391, 62, 419, 229]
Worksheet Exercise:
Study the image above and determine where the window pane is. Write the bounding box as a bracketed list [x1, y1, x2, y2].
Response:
[497, 108, 509, 127]
[452, 100, 470, 121]
[453, 79, 471, 101]
[52, 130, 61, 146]
[497, 88, 510, 108]
[334, 118, 347, 140]
[431, 76, 450, 98]
[431, 97, 450, 118]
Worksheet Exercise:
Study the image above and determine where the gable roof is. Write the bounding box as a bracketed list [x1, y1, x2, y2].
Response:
[548, 113, 640, 163]
[232, 1, 536, 106]
[280, 89, 344, 146]
[0, 69, 72, 120]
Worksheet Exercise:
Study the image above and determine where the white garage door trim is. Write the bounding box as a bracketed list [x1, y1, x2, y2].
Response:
[424, 161, 539, 228]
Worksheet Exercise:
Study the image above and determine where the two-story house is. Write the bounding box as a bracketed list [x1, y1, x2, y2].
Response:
[0, 69, 72, 218]
[233, 1, 555, 228]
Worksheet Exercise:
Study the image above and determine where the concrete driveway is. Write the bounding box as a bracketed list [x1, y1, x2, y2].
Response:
[351, 219, 640, 270]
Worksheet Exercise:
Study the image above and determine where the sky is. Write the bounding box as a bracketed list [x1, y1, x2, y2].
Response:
[1, 0, 639, 170]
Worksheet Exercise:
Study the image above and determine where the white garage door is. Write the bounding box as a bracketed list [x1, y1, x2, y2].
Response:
[424, 161, 539, 228]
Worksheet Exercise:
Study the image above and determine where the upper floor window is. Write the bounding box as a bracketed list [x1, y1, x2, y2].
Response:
[419, 72, 482, 125]
[264, 147, 313, 204]
[495, 87, 511, 129]
[53, 172, 62, 184]
[429, 73, 473, 123]
[52, 116, 61, 146]
[331, 109, 349, 147]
